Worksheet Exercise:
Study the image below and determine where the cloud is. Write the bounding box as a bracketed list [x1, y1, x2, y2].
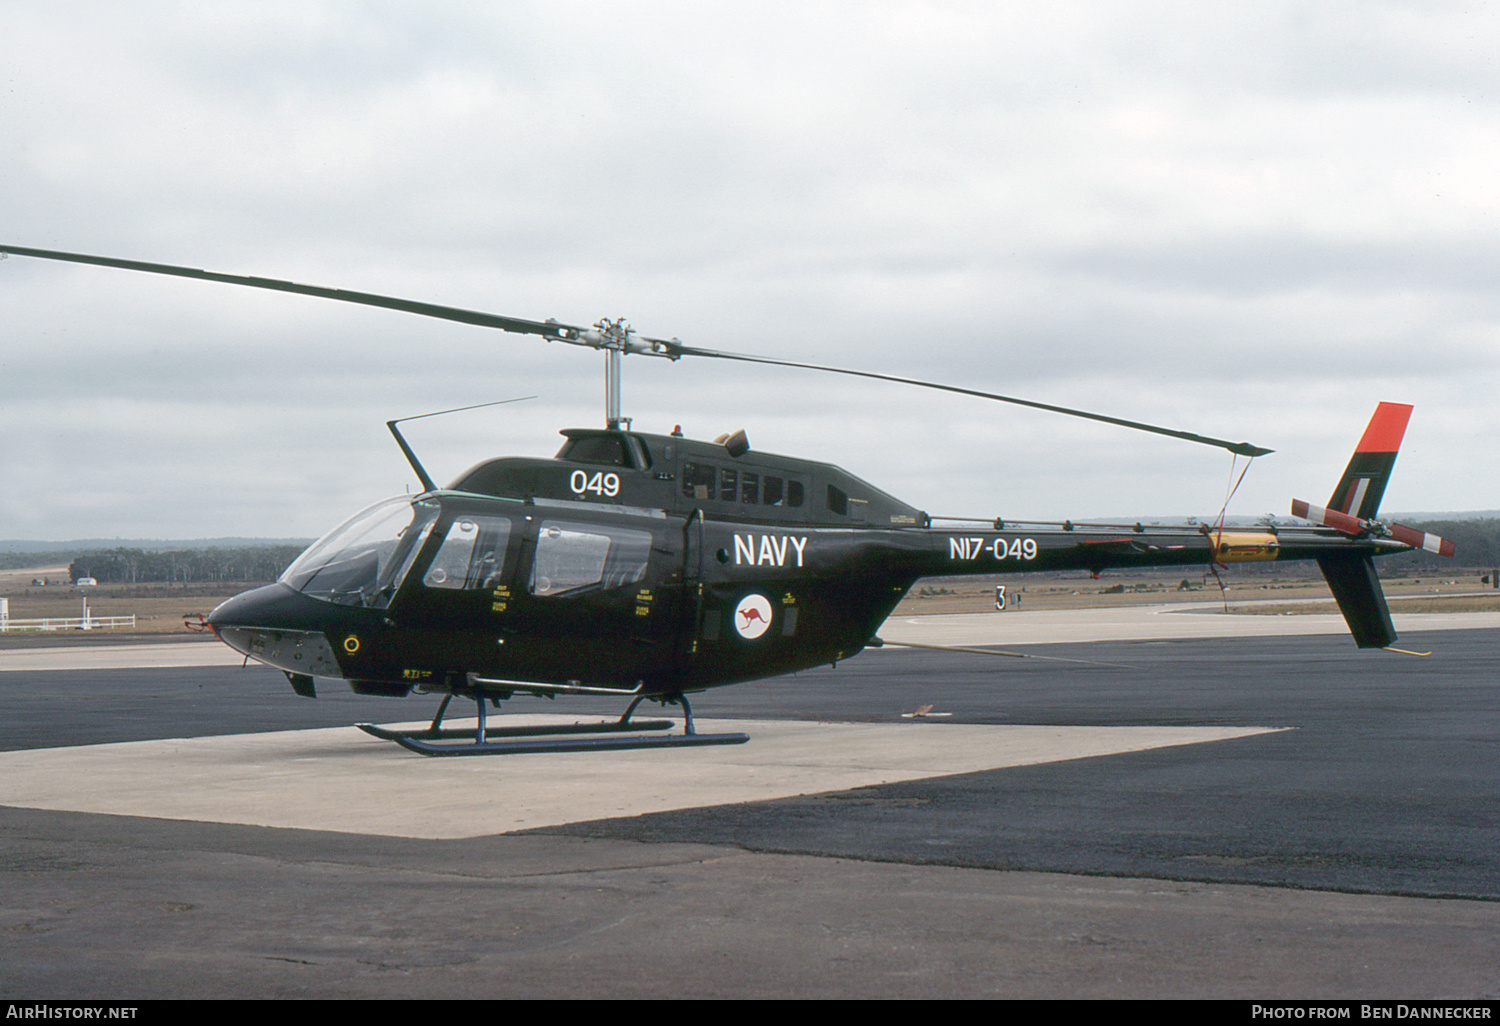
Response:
[3, 1, 1497, 539]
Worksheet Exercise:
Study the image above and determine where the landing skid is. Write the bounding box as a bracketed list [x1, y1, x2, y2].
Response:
[356, 692, 750, 757]
[355, 719, 678, 743]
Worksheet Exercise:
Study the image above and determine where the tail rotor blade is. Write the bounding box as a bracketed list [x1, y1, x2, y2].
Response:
[1291, 499, 1365, 535]
[1292, 499, 1456, 558]
[1386, 522, 1456, 558]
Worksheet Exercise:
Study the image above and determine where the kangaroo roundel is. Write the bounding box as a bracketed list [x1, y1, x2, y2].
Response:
[733, 593, 774, 640]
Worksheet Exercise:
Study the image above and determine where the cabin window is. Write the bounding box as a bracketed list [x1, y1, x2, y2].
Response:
[827, 484, 849, 516]
[530, 521, 652, 597]
[422, 516, 512, 591]
[683, 464, 803, 509]
[681, 462, 716, 501]
[759, 475, 805, 508]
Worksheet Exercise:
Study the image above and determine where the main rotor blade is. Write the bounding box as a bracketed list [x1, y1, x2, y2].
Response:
[0, 244, 579, 339]
[2, 243, 1272, 456]
[661, 342, 1273, 457]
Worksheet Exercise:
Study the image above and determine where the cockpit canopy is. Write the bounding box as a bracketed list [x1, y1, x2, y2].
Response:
[280, 496, 438, 608]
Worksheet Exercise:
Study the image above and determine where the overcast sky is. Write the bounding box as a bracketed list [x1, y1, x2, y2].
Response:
[3, 1, 1497, 541]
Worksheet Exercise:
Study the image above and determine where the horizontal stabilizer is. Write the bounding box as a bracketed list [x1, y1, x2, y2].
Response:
[1316, 554, 1397, 649]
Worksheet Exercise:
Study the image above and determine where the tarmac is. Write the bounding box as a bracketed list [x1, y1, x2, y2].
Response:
[1, 603, 1497, 999]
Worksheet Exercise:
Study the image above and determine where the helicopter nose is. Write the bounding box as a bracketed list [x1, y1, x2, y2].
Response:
[206, 583, 347, 678]
[207, 582, 350, 633]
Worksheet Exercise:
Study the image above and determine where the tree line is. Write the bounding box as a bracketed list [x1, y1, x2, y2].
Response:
[66, 546, 307, 585]
[1373, 518, 1500, 573]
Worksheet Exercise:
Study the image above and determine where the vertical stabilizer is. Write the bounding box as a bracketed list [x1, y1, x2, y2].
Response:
[1298, 403, 1421, 649]
[1328, 402, 1412, 520]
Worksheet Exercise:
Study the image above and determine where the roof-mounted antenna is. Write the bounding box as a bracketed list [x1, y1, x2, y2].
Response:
[387, 396, 535, 492]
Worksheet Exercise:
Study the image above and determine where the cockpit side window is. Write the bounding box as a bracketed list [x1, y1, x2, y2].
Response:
[422, 515, 513, 590]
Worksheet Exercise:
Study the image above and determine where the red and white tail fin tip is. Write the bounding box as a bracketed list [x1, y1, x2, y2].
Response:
[1292, 403, 1454, 558]
[1328, 401, 1412, 519]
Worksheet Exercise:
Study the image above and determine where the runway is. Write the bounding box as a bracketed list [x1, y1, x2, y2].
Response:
[1, 605, 1497, 999]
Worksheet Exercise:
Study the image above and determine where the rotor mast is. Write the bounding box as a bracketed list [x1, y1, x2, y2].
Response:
[597, 318, 628, 430]
[585, 317, 646, 431]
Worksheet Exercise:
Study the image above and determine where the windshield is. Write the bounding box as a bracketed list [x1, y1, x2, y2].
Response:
[280, 496, 438, 607]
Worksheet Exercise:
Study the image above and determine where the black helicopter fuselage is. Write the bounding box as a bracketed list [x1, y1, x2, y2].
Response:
[207, 426, 1403, 702]
[0, 245, 1445, 752]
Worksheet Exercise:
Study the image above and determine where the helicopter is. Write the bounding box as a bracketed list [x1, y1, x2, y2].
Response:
[0, 244, 1456, 756]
